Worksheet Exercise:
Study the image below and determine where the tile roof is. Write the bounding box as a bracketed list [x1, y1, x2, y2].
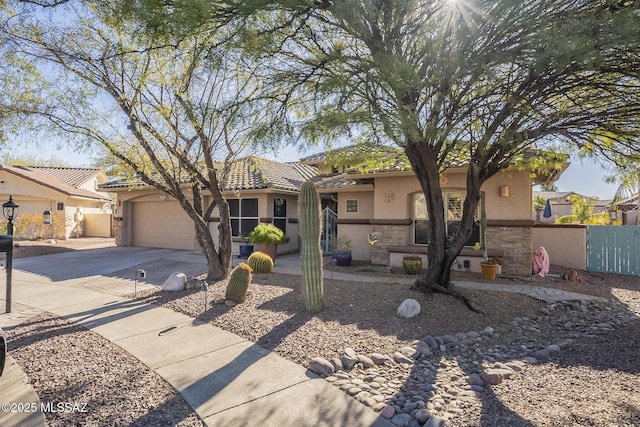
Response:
[313, 174, 367, 190]
[1, 165, 110, 201]
[224, 157, 317, 192]
[99, 157, 318, 193]
[27, 166, 102, 188]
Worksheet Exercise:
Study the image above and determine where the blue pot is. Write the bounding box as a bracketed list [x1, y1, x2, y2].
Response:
[239, 244, 254, 258]
[333, 252, 352, 266]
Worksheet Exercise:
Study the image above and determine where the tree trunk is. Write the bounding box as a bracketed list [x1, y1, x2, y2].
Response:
[405, 143, 484, 312]
[177, 188, 233, 281]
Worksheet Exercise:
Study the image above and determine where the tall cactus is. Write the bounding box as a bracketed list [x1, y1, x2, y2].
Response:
[298, 180, 324, 312]
[225, 263, 252, 304]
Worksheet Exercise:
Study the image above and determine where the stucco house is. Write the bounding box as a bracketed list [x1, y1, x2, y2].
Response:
[0, 165, 113, 238]
[303, 150, 568, 275]
[100, 157, 317, 255]
[100, 148, 567, 275]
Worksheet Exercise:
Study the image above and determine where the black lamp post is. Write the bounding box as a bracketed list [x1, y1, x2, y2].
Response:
[3, 195, 18, 313]
[3, 195, 18, 234]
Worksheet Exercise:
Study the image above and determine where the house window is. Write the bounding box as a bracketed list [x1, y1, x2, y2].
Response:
[57, 202, 64, 210]
[228, 198, 259, 237]
[273, 198, 287, 234]
[413, 192, 480, 246]
[346, 199, 359, 213]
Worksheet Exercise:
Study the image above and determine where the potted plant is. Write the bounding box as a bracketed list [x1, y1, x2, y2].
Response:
[479, 210, 500, 280]
[330, 234, 353, 266]
[238, 233, 254, 258]
[402, 256, 422, 274]
[248, 223, 288, 261]
[533, 195, 546, 222]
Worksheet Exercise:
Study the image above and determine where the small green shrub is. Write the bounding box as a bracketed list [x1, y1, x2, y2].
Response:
[329, 234, 352, 252]
[247, 251, 274, 273]
[556, 215, 578, 224]
[248, 223, 288, 244]
[584, 212, 610, 225]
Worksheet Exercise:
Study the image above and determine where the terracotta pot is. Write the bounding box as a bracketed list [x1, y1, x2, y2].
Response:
[480, 262, 499, 280]
[256, 243, 277, 261]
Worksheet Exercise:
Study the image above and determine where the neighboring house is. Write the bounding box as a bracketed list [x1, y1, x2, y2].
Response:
[304, 150, 568, 275]
[532, 191, 612, 223]
[610, 195, 639, 225]
[99, 157, 317, 255]
[0, 165, 113, 238]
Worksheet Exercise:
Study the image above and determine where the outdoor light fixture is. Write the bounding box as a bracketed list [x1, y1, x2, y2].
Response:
[2, 195, 18, 314]
[134, 269, 147, 297]
[43, 209, 52, 225]
[202, 281, 209, 315]
[2, 195, 19, 229]
[500, 185, 510, 198]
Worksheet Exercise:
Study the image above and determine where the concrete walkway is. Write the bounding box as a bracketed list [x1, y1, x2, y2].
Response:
[1, 249, 603, 427]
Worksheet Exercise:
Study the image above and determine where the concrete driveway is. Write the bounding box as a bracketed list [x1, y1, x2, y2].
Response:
[12, 247, 209, 295]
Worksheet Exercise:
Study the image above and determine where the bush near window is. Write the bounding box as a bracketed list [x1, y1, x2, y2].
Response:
[248, 223, 288, 245]
[9, 212, 70, 240]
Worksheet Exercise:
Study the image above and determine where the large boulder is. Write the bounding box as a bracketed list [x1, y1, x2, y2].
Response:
[397, 299, 421, 318]
[163, 272, 187, 291]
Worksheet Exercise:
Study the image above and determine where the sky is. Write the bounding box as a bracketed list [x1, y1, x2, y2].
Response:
[13, 142, 620, 200]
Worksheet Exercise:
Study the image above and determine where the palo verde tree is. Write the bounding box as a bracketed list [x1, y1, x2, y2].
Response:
[1, 1, 267, 280]
[104, 1, 640, 307]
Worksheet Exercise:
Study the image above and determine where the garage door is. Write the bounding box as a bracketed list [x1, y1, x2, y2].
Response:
[133, 201, 196, 250]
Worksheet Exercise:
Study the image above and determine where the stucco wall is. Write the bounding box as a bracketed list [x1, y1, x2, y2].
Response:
[82, 213, 112, 237]
[532, 224, 587, 269]
[367, 169, 531, 221]
[336, 223, 372, 261]
[337, 191, 374, 220]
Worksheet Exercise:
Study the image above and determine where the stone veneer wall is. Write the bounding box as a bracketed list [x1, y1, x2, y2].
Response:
[114, 218, 122, 246]
[371, 225, 409, 265]
[487, 225, 532, 275]
[370, 223, 532, 275]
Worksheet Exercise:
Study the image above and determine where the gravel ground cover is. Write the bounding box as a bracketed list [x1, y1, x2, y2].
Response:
[6, 312, 203, 427]
[5, 239, 640, 426]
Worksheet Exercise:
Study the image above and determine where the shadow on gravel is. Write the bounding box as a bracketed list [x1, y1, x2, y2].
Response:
[7, 313, 201, 427]
[386, 296, 640, 426]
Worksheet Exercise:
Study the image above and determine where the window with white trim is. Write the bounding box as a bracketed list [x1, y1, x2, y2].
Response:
[346, 199, 359, 213]
[273, 198, 287, 234]
[228, 198, 259, 237]
[413, 192, 480, 246]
